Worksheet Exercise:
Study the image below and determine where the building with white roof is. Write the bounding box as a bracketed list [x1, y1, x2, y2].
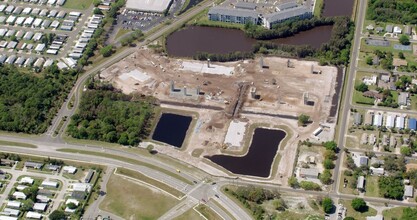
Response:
[0, 4, 7, 13]
[2, 208, 20, 217]
[13, 191, 27, 200]
[23, 7, 32, 15]
[62, 166, 77, 174]
[72, 183, 91, 192]
[19, 176, 34, 185]
[16, 185, 28, 191]
[33, 203, 47, 212]
[0, 216, 18, 220]
[41, 180, 58, 188]
[373, 114, 383, 127]
[35, 43, 45, 52]
[15, 17, 25, 25]
[33, 18, 43, 27]
[50, 20, 60, 28]
[24, 17, 34, 26]
[6, 15, 16, 24]
[6, 201, 21, 209]
[385, 114, 395, 128]
[396, 116, 405, 129]
[26, 211, 42, 219]
[33, 33, 43, 41]
[36, 195, 50, 203]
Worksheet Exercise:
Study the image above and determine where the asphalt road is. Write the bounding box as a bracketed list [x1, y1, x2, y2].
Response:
[332, 0, 367, 193]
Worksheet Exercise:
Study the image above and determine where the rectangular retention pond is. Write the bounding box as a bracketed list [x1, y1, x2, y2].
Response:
[152, 113, 192, 148]
[206, 128, 286, 178]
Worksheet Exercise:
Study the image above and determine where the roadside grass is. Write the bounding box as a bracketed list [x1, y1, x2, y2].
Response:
[56, 148, 193, 185]
[115, 167, 184, 198]
[114, 28, 132, 41]
[339, 199, 377, 220]
[0, 140, 37, 148]
[63, 169, 86, 181]
[210, 199, 236, 220]
[53, 117, 65, 137]
[275, 211, 320, 220]
[313, 0, 323, 17]
[195, 204, 223, 220]
[192, 148, 204, 157]
[100, 173, 178, 219]
[382, 206, 404, 220]
[67, 94, 75, 109]
[173, 208, 204, 220]
[365, 175, 380, 197]
[62, 0, 93, 10]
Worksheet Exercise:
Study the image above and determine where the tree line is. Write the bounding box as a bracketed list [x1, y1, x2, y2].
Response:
[67, 81, 154, 146]
[367, 0, 417, 24]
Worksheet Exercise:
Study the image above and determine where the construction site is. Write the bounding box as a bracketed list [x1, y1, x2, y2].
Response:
[100, 48, 342, 184]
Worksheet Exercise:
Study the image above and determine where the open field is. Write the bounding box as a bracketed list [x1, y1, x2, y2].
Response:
[365, 176, 380, 197]
[115, 167, 184, 198]
[382, 207, 405, 220]
[100, 174, 178, 219]
[339, 199, 377, 220]
[62, 0, 93, 10]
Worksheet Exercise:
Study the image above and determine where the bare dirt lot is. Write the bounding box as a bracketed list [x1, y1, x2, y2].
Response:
[101, 48, 340, 184]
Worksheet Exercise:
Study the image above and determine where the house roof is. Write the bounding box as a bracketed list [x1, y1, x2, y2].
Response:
[409, 118, 417, 130]
[299, 168, 319, 177]
[357, 176, 365, 188]
[264, 6, 310, 22]
[405, 185, 414, 197]
[393, 58, 408, 66]
[208, 6, 259, 19]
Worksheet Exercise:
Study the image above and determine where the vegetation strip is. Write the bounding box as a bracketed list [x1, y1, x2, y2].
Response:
[56, 148, 193, 184]
[115, 167, 184, 198]
[0, 140, 37, 148]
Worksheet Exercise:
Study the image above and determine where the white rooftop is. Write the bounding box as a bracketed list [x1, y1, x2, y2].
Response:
[126, 0, 172, 13]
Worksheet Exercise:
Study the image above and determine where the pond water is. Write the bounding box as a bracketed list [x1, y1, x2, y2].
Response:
[152, 113, 192, 148]
[322, 0, 355, 17]
[206, 128, 286, 177]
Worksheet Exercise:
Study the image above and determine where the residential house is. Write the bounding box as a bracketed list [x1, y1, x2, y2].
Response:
[299, 168, 319, 179]
[357, 176, 365, 192]
[404, 185, 414, 199]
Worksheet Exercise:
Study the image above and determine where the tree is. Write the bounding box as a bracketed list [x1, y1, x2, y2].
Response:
[344, 217, 355, 220]
[67, 202, 77, 209]
[355, 83, 369, 92]
[49, 210, 66, 220]
[93, 0, 101, 6]
[320, 169, 333, 185]
[273, 198, 287, 211]
[323, 141, 337, 152]
[351, 198, 367, 212]
[93, 8, 103, 15]
[399, 52, 405, 59]
[401, 146, 412, 156]
[322, 197, 333, 213]
[100, 45, 114, 57]
[298, 114, 310, 126]
[324, 150, 337, 160]
[323, 159, 335, 169]
[401, 207, 417, 219]
[379, 175, 404, 200]
[399, 35, 410, 45]
[300, 181, 321, 191]
[146, 144, 154, 154]
[366, 56, 373, 65]
[288, 176, 299, 188]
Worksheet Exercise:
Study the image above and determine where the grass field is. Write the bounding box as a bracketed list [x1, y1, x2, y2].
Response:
[173, 208, 204, 220]
[338, 173, 359, 195]
[0, 140, 37, 148]
[62, 0, 93, 10]
[340, 199, 377, 220]
[365, 176, 380, 197]
[382, 207, 405, 220]
[100, 174, 178, 219]
[115, 167, 184, 198]
[57, 148, 193, 185]
[115, 28, 132, 40]
[195, 204, 222, 220]
[313, 0, 323, 17]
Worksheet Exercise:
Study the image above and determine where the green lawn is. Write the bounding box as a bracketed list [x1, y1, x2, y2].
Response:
[353, 90, 375, 105]
[382, 207, 405, 220]
[313, 0, 323, 17]
[100, 174, 179, 219]
[116, 167, 184, 198]
[0, 140, 37, 148]
[340, 199, 377, 220]
[365, 176, 380, 197]
[115, 28, 132, 41]
[338, 173, 359, 195]
[173, 208, 204, 220]
[62, 0, 93, 10]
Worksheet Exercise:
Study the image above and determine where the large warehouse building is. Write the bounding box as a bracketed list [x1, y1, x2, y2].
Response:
[126, 0, 173, 13]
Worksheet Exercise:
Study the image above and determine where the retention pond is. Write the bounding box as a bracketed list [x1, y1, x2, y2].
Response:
[206, 128, 286, 178]
[152, 113, 192, 148]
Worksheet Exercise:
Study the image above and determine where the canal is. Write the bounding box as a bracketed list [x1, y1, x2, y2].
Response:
[206, 128, 286, 178]
[152, 113, 192, 148]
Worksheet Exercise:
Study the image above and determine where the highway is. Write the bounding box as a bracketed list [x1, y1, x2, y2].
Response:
[333, 0, 367, 193]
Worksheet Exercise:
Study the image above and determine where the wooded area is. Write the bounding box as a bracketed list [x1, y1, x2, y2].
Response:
[0, 65, 77, 133]
[67, 82, 154, 146]
[367, 0, 417, 24]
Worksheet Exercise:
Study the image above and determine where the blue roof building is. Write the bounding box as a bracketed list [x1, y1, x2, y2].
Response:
[409, 118, 417, 130]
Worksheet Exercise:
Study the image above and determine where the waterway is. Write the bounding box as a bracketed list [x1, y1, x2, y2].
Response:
[322, 0, 355, 17]
[206, 128, 286, 177]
